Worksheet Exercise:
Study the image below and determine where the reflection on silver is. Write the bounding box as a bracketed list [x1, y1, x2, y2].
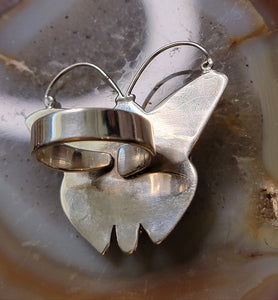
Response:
[26, 63, 155, 172]
[27, 42, 228, 254]
[62, 69, 228, 254]
[27, 108, 155, 172]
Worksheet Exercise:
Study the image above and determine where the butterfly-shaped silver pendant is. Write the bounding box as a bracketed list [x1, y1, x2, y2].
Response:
[26, 42, 228, 254]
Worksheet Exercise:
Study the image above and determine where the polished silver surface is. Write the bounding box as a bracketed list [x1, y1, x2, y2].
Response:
[61, 68, 228, 254]
[26, 61, 155, 172]
[118, 144, 152, 177]
[27, 107, 155, 172]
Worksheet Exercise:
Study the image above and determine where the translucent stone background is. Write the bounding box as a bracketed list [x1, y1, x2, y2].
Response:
[0, 0, 278, 299]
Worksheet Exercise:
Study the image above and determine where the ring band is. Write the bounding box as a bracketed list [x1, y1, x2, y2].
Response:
[30, 108, 155, 172]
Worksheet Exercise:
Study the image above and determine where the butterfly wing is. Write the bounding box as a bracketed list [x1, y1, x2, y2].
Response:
[118, 70, 228, 177]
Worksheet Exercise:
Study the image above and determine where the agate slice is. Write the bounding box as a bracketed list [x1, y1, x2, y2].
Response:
[0, 0, 278, 299]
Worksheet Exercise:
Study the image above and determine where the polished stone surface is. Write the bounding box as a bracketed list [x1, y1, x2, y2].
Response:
[0, 0, 278, 299]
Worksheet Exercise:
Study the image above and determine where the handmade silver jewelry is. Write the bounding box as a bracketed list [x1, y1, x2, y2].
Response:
[26, 41, 228, 254]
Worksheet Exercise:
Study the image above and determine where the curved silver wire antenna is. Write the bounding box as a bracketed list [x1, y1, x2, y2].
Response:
[125, 41, 213, 97]
[44, 62, 125, 108]
[43, 42, 213, 108]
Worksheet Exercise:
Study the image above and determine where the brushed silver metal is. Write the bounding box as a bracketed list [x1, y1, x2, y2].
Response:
[26, 41, 228, 254]
[61, 69, 228, 254]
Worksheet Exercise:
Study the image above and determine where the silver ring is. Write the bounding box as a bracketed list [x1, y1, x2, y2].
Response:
[30, 108, 155, 172]
[28, 62, 155, 172]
